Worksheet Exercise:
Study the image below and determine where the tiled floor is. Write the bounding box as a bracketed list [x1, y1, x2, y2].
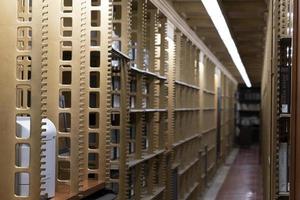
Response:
[216, 146, 263, 200]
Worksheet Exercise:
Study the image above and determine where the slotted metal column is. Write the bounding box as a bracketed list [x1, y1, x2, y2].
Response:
[0, 0, 43, 199]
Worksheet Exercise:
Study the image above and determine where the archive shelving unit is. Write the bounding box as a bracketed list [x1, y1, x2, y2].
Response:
[236, 86, 261, 147]
[261, 0, 293, 199]
[220, 74, 236, 160]
[0, 0, 237, 199]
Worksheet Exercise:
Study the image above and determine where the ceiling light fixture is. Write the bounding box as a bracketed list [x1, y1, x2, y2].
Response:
[201, 0, 252, 87]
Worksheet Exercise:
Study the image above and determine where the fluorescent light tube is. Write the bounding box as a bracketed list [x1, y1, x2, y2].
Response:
[201, 0, 252, 87]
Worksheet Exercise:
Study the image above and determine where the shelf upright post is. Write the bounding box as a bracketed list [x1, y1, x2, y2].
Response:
[0, 0, 42, 199]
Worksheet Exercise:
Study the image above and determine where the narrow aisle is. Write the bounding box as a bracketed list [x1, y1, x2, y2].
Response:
[216, 146, 263, 200]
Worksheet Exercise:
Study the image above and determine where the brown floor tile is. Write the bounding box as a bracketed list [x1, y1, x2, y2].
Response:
[216, 146, 263, 200]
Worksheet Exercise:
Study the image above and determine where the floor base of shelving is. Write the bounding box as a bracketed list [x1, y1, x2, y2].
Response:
[202, 148, 239, 200]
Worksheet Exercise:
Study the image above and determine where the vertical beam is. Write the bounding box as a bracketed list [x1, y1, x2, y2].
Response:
[0, 0, 42, 199]
[148, 9, 156, 72]
[166, 22, 175, 150]
[85, 0, 112, 186]
[78, 0, 87, 189]
[291, 0, 300, 198]
[47, 0, 83, 195]
[199, 53, 205, 137]
[31, 0, 43, 198]
[111, 1, 131, 199]
[70, 2, 81, 193]
[97, 0, 112, 184]
[119, 58, 130, 199]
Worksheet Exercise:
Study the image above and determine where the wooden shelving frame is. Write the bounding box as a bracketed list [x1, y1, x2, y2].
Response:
[261, 0, 294, 199]
[0, 0, 237, 199]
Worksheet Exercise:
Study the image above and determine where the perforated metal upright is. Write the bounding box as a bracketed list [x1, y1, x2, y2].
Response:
[261, 0, 295, 198]
[170, 27, 203, 199]
[0, 0, 43, 199]
[126, 2, 147, 198]
[109, 0, 132, 199]
[84, 0, 112, 188]
[46, 1, 82, 197]
[201, 57, 217, 183]
[112, 1, 169, 199]
[46, 0, 111, 198]
[274, 0, 293, 198]
[0, 1, 239, 199]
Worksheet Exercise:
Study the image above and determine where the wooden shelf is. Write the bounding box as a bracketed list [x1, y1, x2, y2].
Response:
[178, 158, 199, 176]
[52, 180, 105, 200]
[130, 108, 167, 113]
[112, 48, 132, 60]
[208, 145, 216, 152]
[175, 80, 200, 90]
[130, 66, 167, 80]
[203, 107, 215, 111]
[127, 150, 165, 168]
[181, 182, 199, 200]
[203, 89, 215, 95]
[141, 186, 165, 200]
[279, 113, 291, 118]
[278, 192, 290, 197]
[202, 127, 217, 134]
[173, 134, 201, 148]
[174, 108, 201, 112]
[207, 162, 216, 172]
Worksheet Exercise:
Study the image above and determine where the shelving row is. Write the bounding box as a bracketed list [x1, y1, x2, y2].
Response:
[0, 0, 237, 199]
[220, 74, 236, 158]
[261, 0, 293, 199]
[236, 86, 261, 147]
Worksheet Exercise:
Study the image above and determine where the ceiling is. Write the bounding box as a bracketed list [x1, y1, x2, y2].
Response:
[167, 0, 268, 85]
